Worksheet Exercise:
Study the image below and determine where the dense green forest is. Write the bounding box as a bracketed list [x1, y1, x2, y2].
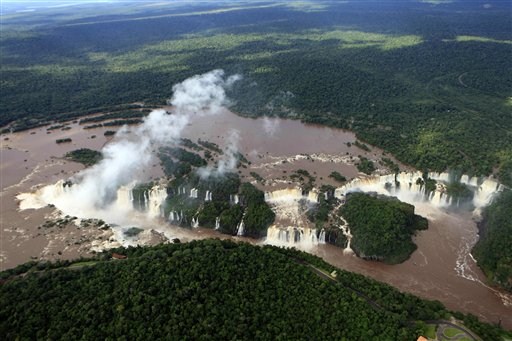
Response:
[1, 1, 510, 186]
[339, 193, 428, 264]
[473, 190, 512, 292]
[1, 239, 509, 340]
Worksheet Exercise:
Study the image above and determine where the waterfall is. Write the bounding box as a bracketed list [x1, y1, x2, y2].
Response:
[17, 179, 73, 210]
[265, 225, 319, 248]
[307, 189, 319, 203]
[168, 210, 183, 223]
[264, 187, 319, 203]
[264, 187, 321, 243]
[428, 172, 451, 183]
[115, 184, 135, 212]
[205, 190, 212, 201]
[143, 191, 149, 210]
[230, 194, 239, 205]
[146, 185, 168, 218]
[215, 217, 220, 230]
[190, 188, 198, 199]
[334, 171, 503, 211]
[120, 184, 167, 218]
[191, 217, 199, 228]
[265, 188, 303, 202]
[460, 175, 479, 187]
[473, 179, 504, 207]
[318, 229, 326, 244]
[236, 220, 245, 236]
[340, 225, 354, 254]
[168, 211, 175, 222]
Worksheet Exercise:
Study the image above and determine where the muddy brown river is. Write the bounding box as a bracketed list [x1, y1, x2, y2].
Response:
[1, 109, 510, 329]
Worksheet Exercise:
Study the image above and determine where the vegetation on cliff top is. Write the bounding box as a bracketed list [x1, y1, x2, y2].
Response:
[473, 190, 512, 292]
[1, 1, 510, 186]
[1, 239, 508, 340]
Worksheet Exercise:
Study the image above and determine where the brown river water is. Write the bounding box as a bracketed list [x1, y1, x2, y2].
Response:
[1, 109, 510, 329]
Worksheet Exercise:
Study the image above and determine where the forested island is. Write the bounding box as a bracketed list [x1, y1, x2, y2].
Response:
[339, 193, 428, 264]
[64, 148, 102, 166]
[1, 240, 509, 340]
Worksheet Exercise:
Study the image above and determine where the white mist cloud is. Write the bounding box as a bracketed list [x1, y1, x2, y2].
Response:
[169, 69, 241, 115]
[262, 116, 280, 137]
[198, 129, 241, 178]
[20, 70, 241, 218]
[71, 109, 184, 208]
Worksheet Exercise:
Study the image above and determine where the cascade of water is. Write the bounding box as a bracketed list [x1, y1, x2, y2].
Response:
[236, 220, 245, 236]
[318, 229, 326, 244]
[473, 179, 503, 207]
[168, 211, 175, 222]
[115, 184, 136, 212]
[205, 190, 212, 201]
[146, 185, 168, 218]
[264, 188, 320, 204]
[265, 188, 303, 202]
[265, 225, 319, 248]
[333, 171, 505, 210]
[230, 194, 239, 205]
[307, 189, 319, 203]
[215, 217, 220, 230]
[428, 172, 451, 183]
[340, 224, 354, 254]
[460, 174, 480, 186]
[190, 188, 198, 199]
[169, 210, 183, 223]
[191, 217, 199, 228]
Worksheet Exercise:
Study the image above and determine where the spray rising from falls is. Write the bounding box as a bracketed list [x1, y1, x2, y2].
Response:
[17, 70, 241, 229]
[197, 129, 241, 178]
